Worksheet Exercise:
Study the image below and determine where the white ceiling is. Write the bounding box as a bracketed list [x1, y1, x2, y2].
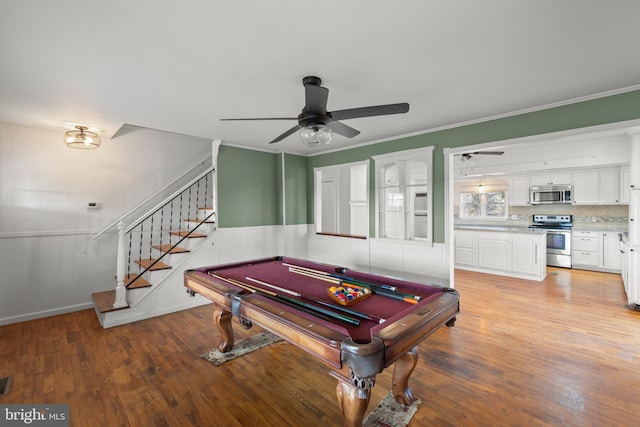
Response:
[2, 1, 640, 155]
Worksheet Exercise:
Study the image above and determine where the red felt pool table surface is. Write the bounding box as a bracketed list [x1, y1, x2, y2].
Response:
[189, 256, 451, 342]
[184, 256, 459, 427]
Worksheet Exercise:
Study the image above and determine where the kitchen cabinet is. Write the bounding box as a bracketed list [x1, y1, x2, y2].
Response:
[512, 234, 543, 276]
[621, 239, 628, 289]
[572, 230, 622, 272]
[454, 230, 476, 267]
[629, 191, 640, 243]
[602, 232, 622, 270]
[455, 228, 546, 281]
[630, 135, 640, 190]
[626, 247, 639, 308]
[620, 167, 631, 204]
[478, 233, 510, 270]
[530, 173, 571, 186]
[572, 230, 600, 267]
[509, 176, 530, 205]
[572, 171, 599, 204]
[599, 169, 621, 204]
[629, 133, 640, 308]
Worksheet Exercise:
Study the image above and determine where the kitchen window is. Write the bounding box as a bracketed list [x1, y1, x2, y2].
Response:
[460, 187, 507, 219]
[373, 147, 434, 244]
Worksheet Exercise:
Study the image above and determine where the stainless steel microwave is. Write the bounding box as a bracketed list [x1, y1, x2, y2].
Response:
[530, 185, 572, 204]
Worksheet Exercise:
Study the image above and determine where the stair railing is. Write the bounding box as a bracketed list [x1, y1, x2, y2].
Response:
[113, 166, 215, 309]
[92, 157, 212, 241]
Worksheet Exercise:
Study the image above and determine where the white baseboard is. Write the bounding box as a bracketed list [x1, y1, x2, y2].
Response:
[99, 296, 212, 328]
[0, 302, 95, 326]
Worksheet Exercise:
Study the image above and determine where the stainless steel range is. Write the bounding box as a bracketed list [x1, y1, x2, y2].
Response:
[529, 214, 573, 268]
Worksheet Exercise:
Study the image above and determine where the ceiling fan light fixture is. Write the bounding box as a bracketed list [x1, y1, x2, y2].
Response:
[64, 125, 101, 149]
[457, 154, 477, 167]
[300, 124, 332, 147]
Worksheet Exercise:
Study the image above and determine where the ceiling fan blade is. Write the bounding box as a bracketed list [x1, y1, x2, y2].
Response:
[330, 103, 409, 121]
[470, 151, 504, 155]
[303, 84, 329, 115]
[221, 117, 297, 121]
[330, 121, 360, 138]
[269, 124, 302, 144]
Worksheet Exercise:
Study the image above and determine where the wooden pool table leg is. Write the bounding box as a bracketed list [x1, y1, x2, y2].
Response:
[335, 377, 370, 427]
[392, 346, 419, 405]
[213, 306, 234, 352]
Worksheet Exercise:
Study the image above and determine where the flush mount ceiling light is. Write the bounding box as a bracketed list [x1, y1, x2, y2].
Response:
[300, 124, 333, 147]
[64, 125, 101, 149]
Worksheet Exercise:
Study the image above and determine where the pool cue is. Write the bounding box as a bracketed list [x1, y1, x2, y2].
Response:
[210, 273, 360, 326]
[287, 266, 420, 305]
[282, 262, 398, 292]
[209, 273, 332, 322]
[245, 277, 384, 324]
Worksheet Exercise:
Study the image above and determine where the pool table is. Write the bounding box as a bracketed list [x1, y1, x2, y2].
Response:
[184, 256, 459, 427]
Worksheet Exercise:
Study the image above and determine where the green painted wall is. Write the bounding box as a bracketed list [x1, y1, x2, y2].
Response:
[217, 145, 279, 227]
[283, 153, 308, 225]
[216, 90, 640, 236]
[307, 89, 640, 243]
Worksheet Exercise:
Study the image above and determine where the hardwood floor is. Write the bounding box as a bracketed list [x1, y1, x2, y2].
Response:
[1, 267, 639, 426]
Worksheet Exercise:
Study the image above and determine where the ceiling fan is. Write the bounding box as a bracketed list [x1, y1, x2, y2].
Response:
[221, 76, 410, 146]
[459, 151, 505, 161]
[456, 151, 504, 168]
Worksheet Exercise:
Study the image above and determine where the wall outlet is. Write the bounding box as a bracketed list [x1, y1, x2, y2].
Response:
[87, 202, 100, 209]
[511, 214, 518, 220]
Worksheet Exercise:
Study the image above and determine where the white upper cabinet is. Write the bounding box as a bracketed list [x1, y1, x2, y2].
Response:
[572, 171, 599, 204]
[509, 176, 530, 205]
[506, 167, 629, 206]
[599, 169, 621, 204]
[621, 167, 631, 204]
[530, 173, 572, 186]
[631, 134, 640, 191]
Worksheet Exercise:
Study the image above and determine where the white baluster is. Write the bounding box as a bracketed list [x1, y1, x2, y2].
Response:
[113, 220, 129, 308]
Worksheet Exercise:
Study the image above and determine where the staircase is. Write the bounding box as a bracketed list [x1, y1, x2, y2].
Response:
[92, 165, 218, 328]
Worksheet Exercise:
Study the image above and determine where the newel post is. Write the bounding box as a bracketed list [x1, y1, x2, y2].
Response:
[113, 220, 129, 308]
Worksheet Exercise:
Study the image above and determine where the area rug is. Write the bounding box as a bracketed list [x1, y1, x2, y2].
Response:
[363, 392, 422, 427]
[200, 332, 283, 366]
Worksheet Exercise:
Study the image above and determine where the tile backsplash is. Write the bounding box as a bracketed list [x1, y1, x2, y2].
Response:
[455, 204, 628, 228]
[509, 204, 628, 224]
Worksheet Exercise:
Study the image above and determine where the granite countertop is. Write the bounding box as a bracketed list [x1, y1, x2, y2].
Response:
[456, 221, 628, 234]
[454, 224, 546, 234]
[572, 223, 628, 233]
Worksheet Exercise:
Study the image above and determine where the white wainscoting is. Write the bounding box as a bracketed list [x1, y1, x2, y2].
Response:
[0, 231, 119, 326]
[308, 227, 449, 286]
[308, 230, 371, 271]
[1, 223, 449, 327]
[369, 238, 447, 285]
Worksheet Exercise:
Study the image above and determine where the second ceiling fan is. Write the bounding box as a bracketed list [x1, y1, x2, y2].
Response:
[221, 76, 410, 146]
